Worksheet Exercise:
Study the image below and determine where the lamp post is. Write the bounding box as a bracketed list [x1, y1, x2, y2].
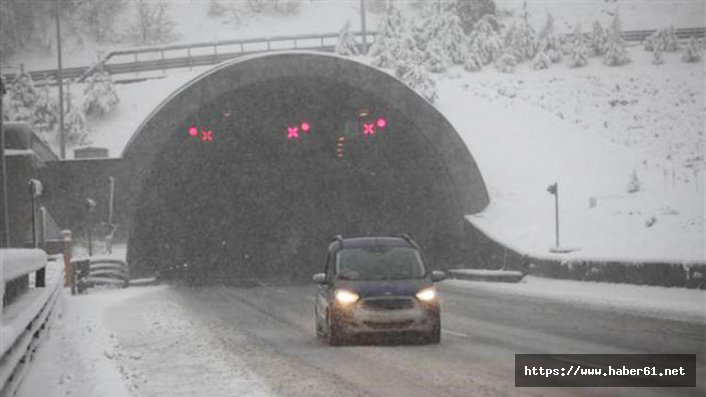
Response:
[86, 197, 96, 256]
[547, 182, 560, 248]
[28, 179, 43, 248]
[0, 71, 9, 247]
[55, 0, 66, 159]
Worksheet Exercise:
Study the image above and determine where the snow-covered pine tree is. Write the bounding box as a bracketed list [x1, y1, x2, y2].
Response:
[82, 69, 119, 117]
[64, 96, 89, 146]
[370, 0, 407, 69]
[532, 49, 551, 70]
[335, 19, 359, 56]
[652, 47, 664, 65]
[411, 2, 440, 51]
[464, 45, 483, 71]
[454, 0, 497, 34]
[33, 84, 59, 133]
[681, 37, 702, 63]
[567, 25, 588, 68]
[603, 8, 630, 66]
[662, 26, 679, 51]
[65, 109, 88, 146]
[494, 51, 516, 73]
[644, 26, 679, 52]
[504, 2, 537, 62]
[396, 54, 437, 103]
[422, 39, 452, 73]
[590, 20, 608, 56]
[439, 13, 469, 65]
[467, 14, 503, 65]
[5, 67, 39, 123]
[537, 12, 561, 63]
[415, 1, 468, 65]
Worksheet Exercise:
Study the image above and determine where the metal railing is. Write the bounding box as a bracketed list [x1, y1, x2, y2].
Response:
[2, 27, 703, 86]
[0, 249, 63, 396]
[3, 31, 378, 85]
[71, 257, 129, 294]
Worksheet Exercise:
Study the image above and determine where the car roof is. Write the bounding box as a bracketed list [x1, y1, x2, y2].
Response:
[330, 236, 416, 251]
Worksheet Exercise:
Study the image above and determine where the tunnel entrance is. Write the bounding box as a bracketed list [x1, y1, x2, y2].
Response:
[124, 53, 488, 281]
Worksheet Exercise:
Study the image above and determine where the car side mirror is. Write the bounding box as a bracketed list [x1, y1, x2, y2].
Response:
[431, 270, 446, 282]
[312, 273, 326, 284]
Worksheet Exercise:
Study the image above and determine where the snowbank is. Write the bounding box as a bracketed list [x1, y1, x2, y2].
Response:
[442, 276, 706, 324]
[16, 285, 273, 397]
[15, 288, 140, 397]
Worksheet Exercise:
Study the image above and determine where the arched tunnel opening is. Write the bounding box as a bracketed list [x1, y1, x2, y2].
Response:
[125, 54, 488, 282]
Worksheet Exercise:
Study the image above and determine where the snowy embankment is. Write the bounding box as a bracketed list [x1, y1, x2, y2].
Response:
[436, 48, 704, 262]
[442, 276, 706, 324]
[16, 286, 272, 397]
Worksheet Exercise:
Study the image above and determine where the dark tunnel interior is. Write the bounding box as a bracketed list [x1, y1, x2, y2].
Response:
[129, 77, 470, 282]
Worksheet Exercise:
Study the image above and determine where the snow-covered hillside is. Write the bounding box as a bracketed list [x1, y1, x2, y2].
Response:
[435, 48, 703, 261]
[4, 0, 705, 262]
[74, 44, 704, 262]
[4, 0, 704, 70]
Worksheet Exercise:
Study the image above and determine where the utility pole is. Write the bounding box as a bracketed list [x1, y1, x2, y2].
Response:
[56, 0, 66, 159]
[360, 0, 368, 55]
[0, 64, 9, 248]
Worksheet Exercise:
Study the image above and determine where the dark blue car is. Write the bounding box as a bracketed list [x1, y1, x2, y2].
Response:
[313, 235, 446, 345]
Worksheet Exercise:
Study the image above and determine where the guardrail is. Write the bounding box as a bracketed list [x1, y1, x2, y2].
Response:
[3, 27, 702, 86]
[71, 257, 129, 294]
[2, 31, 378, 85]
[1, 249, 63, 396]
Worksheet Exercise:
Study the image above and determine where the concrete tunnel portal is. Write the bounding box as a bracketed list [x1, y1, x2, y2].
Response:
[123, 52, 489, 281]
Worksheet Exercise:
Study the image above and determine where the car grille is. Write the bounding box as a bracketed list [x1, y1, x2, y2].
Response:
[363, 320, 414, 329]
[361, 297, 415, 311]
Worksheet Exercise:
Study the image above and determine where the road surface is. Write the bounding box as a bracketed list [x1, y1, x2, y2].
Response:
[104, 282, 705, 397]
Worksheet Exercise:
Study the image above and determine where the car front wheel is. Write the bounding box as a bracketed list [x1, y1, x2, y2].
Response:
[425, 314, 441, 344]
[327, 310, 345, 346]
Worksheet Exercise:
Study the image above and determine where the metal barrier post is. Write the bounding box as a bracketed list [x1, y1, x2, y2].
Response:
[35, 267, 45, 287]
[71, 260, 77, 295]
[62, 229, 72, 287]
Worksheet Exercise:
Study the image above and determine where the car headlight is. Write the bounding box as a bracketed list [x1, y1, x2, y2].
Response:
[416, 287, 437, 302]
[335, 289, 360, 305]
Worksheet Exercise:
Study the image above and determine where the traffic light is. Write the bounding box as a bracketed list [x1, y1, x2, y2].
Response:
[286, 121, 312, 142]
[187, 126, 213, 142]
[336, 136, 345, 158]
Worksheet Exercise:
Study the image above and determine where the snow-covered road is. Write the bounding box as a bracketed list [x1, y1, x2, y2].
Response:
[18, 280, 705, 397]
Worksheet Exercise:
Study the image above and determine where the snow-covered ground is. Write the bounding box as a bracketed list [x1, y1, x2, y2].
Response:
[17, 288, 138, 397]
[16, 275, 704, 396]
[443, 277, 706, 324]
[436, 48, 704, 261]
[16, 286, 272, 397]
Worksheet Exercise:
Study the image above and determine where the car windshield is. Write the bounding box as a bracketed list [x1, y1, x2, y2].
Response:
[335, 247, 426, 280]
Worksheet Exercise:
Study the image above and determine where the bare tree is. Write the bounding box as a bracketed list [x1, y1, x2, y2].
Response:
[133, 0, 175, 44]
[79, 0, 126, 43]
